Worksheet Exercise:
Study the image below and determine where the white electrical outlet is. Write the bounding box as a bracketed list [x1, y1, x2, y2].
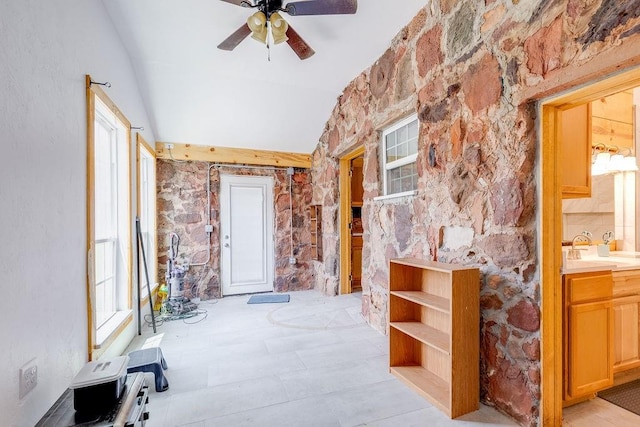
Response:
[204, 224, 213, 233]
[165, 143, 174, 149]
[19, 359, 38, 399]
[289, 256, 297, 265]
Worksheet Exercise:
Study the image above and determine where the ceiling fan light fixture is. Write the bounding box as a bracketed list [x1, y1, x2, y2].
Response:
[247, 11, 268, 44]
[270, 12, 289, 45]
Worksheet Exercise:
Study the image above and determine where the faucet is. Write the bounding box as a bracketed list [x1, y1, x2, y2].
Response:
[567, 232, 592, 260]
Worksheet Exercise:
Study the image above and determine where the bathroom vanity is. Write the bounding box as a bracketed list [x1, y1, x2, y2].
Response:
[562, 251, 640, 406]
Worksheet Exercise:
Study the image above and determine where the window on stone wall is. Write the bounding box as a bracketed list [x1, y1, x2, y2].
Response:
[381, 114, 419, 196]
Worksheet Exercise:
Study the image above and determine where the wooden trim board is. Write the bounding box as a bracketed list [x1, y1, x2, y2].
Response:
[540, 66, 640, 425]
[155, 142, 311, 168]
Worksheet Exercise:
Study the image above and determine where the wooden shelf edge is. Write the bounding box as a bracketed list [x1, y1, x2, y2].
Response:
[390, 322, 450, 354]
[390, 258, 479, 273]
[390, 366, 451, 416]
[390, 290, 450, 313]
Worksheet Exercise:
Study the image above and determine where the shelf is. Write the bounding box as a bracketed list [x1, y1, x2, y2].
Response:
[390, 290, 449, 313]
[388, 258, 479, 418]
[309, 205, 322, 261]
[390, 322, 450, 354]
[390, 257, 476, 272]
[390, 366, 449, 413]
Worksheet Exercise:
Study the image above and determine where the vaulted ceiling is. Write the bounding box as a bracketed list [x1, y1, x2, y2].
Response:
[103, 0, 428, 154]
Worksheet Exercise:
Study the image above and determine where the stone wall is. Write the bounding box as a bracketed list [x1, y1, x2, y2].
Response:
[310, 1, 640, 425]
[157, 160, 314, 299]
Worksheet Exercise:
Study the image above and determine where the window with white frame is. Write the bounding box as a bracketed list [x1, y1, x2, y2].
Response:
[88, 90, 132, 349]
[382, 114, 419, 196]
[138, 137, 157, 298]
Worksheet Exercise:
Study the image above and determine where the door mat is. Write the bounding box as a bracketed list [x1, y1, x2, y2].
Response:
[247, 294, 290, 304]
[598, 379, 640, 416]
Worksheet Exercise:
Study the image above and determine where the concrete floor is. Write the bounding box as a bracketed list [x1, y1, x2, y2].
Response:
[125, 290, 518, 426]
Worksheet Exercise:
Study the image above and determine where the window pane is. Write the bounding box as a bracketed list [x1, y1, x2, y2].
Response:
[398, 141, 408, 158]
[397, 125, 408, 144]
[408, 137, 418, 155]
[95, 243, 104, 283]
[382, 116, 418, 195]
[408, 119, 418, 140]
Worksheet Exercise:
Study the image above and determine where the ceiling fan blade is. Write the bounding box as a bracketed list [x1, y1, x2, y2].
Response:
[286, 25, 315, 60]
[217, 24, 252, 51]
[219, 0, 253, 7]
[284, 0, 357, 16]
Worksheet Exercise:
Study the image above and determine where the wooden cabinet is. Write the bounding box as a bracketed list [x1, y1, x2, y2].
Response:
[309, 205, 322, 261]
[560, 103, 592, 199]
[351, 235, 362, 292]
[612, 270, 640, 373]
[563, 271, 614, 403]
[591, 91, 634, 150]
[613, 295, 640, 372]
[351, 157, 363, 206]
[388, 258, 479, 418]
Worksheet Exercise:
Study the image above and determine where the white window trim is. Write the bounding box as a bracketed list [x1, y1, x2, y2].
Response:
[381, 113, 419, 196]
[373, 190, 418, 202]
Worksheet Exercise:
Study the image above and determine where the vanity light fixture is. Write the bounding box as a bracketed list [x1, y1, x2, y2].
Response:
[591, 144, 639, 175]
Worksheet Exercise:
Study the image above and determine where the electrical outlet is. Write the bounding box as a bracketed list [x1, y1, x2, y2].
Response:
[289, 256, 297, 265]
[19, 359, 37, 399]
[204, 224, 213, 233]
[165, 143, 174, 150]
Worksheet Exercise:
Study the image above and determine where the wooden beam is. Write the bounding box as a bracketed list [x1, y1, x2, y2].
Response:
[155, 142, 311, 168]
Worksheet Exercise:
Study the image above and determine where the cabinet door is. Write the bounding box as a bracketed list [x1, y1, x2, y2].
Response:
[560, 103, 592, 199]
[567, 300, 614, 399]
[351, 235, 362, 291]
[613, 295, 640, 372]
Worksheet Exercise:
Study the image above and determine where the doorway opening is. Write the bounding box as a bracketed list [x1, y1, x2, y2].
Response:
[339, 146, 365, 295]
[540, 66, 640, 424]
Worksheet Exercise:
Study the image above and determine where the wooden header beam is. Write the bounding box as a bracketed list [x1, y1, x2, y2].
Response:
[155, 142, 312, 168]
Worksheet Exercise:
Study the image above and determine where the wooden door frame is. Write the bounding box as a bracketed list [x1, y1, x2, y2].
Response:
[339, 145, 365, 295]
[540, 67, 640, 425]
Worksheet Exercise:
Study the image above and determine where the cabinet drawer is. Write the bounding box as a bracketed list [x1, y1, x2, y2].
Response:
[566, 272, 613, 303]
[613, 270, 640, 297]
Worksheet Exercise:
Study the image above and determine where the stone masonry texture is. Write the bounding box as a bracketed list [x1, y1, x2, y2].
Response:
[309, 1, 640, 425]
[157, 161, 314, 299]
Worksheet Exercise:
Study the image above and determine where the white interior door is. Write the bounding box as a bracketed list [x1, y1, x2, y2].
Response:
[220, 175, 274, 296]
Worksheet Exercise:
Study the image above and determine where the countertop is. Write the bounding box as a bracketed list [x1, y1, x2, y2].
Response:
[562, 249, 640, 274]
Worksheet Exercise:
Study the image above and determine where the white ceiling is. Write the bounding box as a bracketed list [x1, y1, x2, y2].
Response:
[103, 0, 428, 154]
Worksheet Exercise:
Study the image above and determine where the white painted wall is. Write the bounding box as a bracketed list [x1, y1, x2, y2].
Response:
[0, 1, 155, 425]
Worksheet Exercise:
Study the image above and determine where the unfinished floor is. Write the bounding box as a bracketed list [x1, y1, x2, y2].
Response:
[125, 290, 519, 426]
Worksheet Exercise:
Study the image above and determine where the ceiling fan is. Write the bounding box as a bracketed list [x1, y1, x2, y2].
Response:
[217, 0, 358, 60]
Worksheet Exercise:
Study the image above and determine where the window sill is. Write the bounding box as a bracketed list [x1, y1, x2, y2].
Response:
[94, 310, 133, 350]
[373, 190, 417, 202]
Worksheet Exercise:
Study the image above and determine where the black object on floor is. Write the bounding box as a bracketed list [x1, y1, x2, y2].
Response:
[247, 294, 290, 304]
[598, 379, 640, 416]
[127, 347, 169, 392]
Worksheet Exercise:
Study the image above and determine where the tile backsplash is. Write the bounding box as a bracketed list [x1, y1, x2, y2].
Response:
[563, 175, 615, 241]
